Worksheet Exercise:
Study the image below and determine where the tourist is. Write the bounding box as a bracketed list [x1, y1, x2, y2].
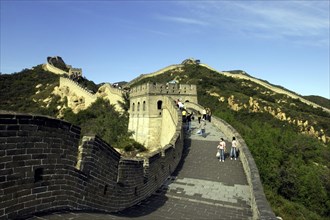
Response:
[230, 137, 238, 160]
[207, 108, 212, 122]
[178, 100, 184, 110]
[199, 118, 206, 137]
[182, 108, 187, 123]
[196, 111, 202, 124]
[186, 111, 193, 131]
[217, 138, 226, 162]
[202, 108, 207, 120]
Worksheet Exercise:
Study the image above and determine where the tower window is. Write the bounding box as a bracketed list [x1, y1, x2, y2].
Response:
[157, 100, 162, 110]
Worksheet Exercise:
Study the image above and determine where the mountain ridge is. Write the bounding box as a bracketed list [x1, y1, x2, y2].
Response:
[125, 59, 329, 113]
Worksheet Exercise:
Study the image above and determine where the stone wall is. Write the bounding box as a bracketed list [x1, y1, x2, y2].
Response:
[125, 64, 182, 87]
[160, 97, 179, 147]
[128, 95, 180, 150]
[42, 63, 68, 75]
[130, 82, 197, 103]
[128, 82, 194, 149]
[184, 102, 277, 220]
[59, 77, 97, 108]
[96, 84, 124, 112]
[0, 110, 184, 219]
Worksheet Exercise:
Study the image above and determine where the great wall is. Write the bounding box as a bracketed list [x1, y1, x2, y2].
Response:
[43, 57, 124, 113]
[5, 56, 324, 219]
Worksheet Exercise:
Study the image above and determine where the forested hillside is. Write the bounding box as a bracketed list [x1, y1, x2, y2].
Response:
[304, 95, 330, 109]
[0, 66, 143, 154]
[0, 65, 61, 116]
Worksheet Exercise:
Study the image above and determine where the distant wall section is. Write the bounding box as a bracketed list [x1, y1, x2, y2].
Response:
[59, 77, 97, 108]
[43, 63, 67, 75]
[97, 83, 125, 112]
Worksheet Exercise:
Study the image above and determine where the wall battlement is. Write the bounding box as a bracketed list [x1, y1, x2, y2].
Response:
[128, 82, 197, 149]
[59, 77, 97, 110]
[98, 83, 125, 97]
[60, 77, 96, 98]
[130, 82, 197, 98]
[0, 103, 183, 219]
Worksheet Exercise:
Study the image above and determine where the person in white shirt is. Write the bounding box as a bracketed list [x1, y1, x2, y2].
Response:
[230, 137, 238, 160]
[217, 138, 226, 162]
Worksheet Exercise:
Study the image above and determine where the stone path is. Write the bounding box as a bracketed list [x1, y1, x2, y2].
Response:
[29, 120, 252, 220]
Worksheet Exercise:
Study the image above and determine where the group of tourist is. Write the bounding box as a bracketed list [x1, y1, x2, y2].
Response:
[217, 137, 239, 162]
[175, 100, 239, 161]
[175, 100, 211, 138]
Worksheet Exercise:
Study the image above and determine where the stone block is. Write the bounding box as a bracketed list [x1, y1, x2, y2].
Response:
[0, 131, 17, 137]
[32, 187, 47, 194]
[0, 119, 17, 124]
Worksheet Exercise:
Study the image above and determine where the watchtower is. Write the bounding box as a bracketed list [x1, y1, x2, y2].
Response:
[128, 82, 197, 149]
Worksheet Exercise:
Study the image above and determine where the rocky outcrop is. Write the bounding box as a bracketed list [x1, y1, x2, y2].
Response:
[225, 95, 329, 143]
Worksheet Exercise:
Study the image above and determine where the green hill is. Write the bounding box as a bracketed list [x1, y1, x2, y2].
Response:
[0, 61, 329, 219]
[304, 95, 330, 109]
[0, 65, 144, 154]
[0, 65, 61, 116]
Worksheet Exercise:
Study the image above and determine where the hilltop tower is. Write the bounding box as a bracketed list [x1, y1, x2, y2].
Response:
[128, 82, 197, 149]
[43, 56, 82, 78]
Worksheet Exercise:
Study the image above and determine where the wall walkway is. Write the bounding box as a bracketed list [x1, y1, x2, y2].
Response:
[28, 117, 278, 220]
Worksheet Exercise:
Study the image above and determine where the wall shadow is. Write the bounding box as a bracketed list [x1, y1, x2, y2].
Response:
[106, 138, 192, 218]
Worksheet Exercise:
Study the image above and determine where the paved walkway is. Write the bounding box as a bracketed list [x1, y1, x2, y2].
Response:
[29, 120, 252, 220]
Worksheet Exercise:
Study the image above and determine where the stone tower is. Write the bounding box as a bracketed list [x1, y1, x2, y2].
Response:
[128, 82, 197, 149]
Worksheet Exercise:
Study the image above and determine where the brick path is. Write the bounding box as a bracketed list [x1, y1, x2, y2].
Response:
[29, 120, 252, 220]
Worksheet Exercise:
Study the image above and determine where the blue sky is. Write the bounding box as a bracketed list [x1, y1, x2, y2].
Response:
[1, 1, 329, 98]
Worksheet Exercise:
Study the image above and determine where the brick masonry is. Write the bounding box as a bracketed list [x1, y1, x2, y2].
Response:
[0, 110, 184, 220]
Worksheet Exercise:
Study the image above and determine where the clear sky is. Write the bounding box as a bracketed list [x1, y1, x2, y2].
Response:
[1, 1, 329, 98]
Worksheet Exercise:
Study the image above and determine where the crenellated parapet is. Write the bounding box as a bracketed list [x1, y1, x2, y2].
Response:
[130, 82, 197, 102]
[60, 77, 96, 99]
[58, 77, 97, 112]
[97, 83, 125, 112]
[0, 110, 183, 219]
[128, 82, 196, 149]
[55, 78, 125, 113]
